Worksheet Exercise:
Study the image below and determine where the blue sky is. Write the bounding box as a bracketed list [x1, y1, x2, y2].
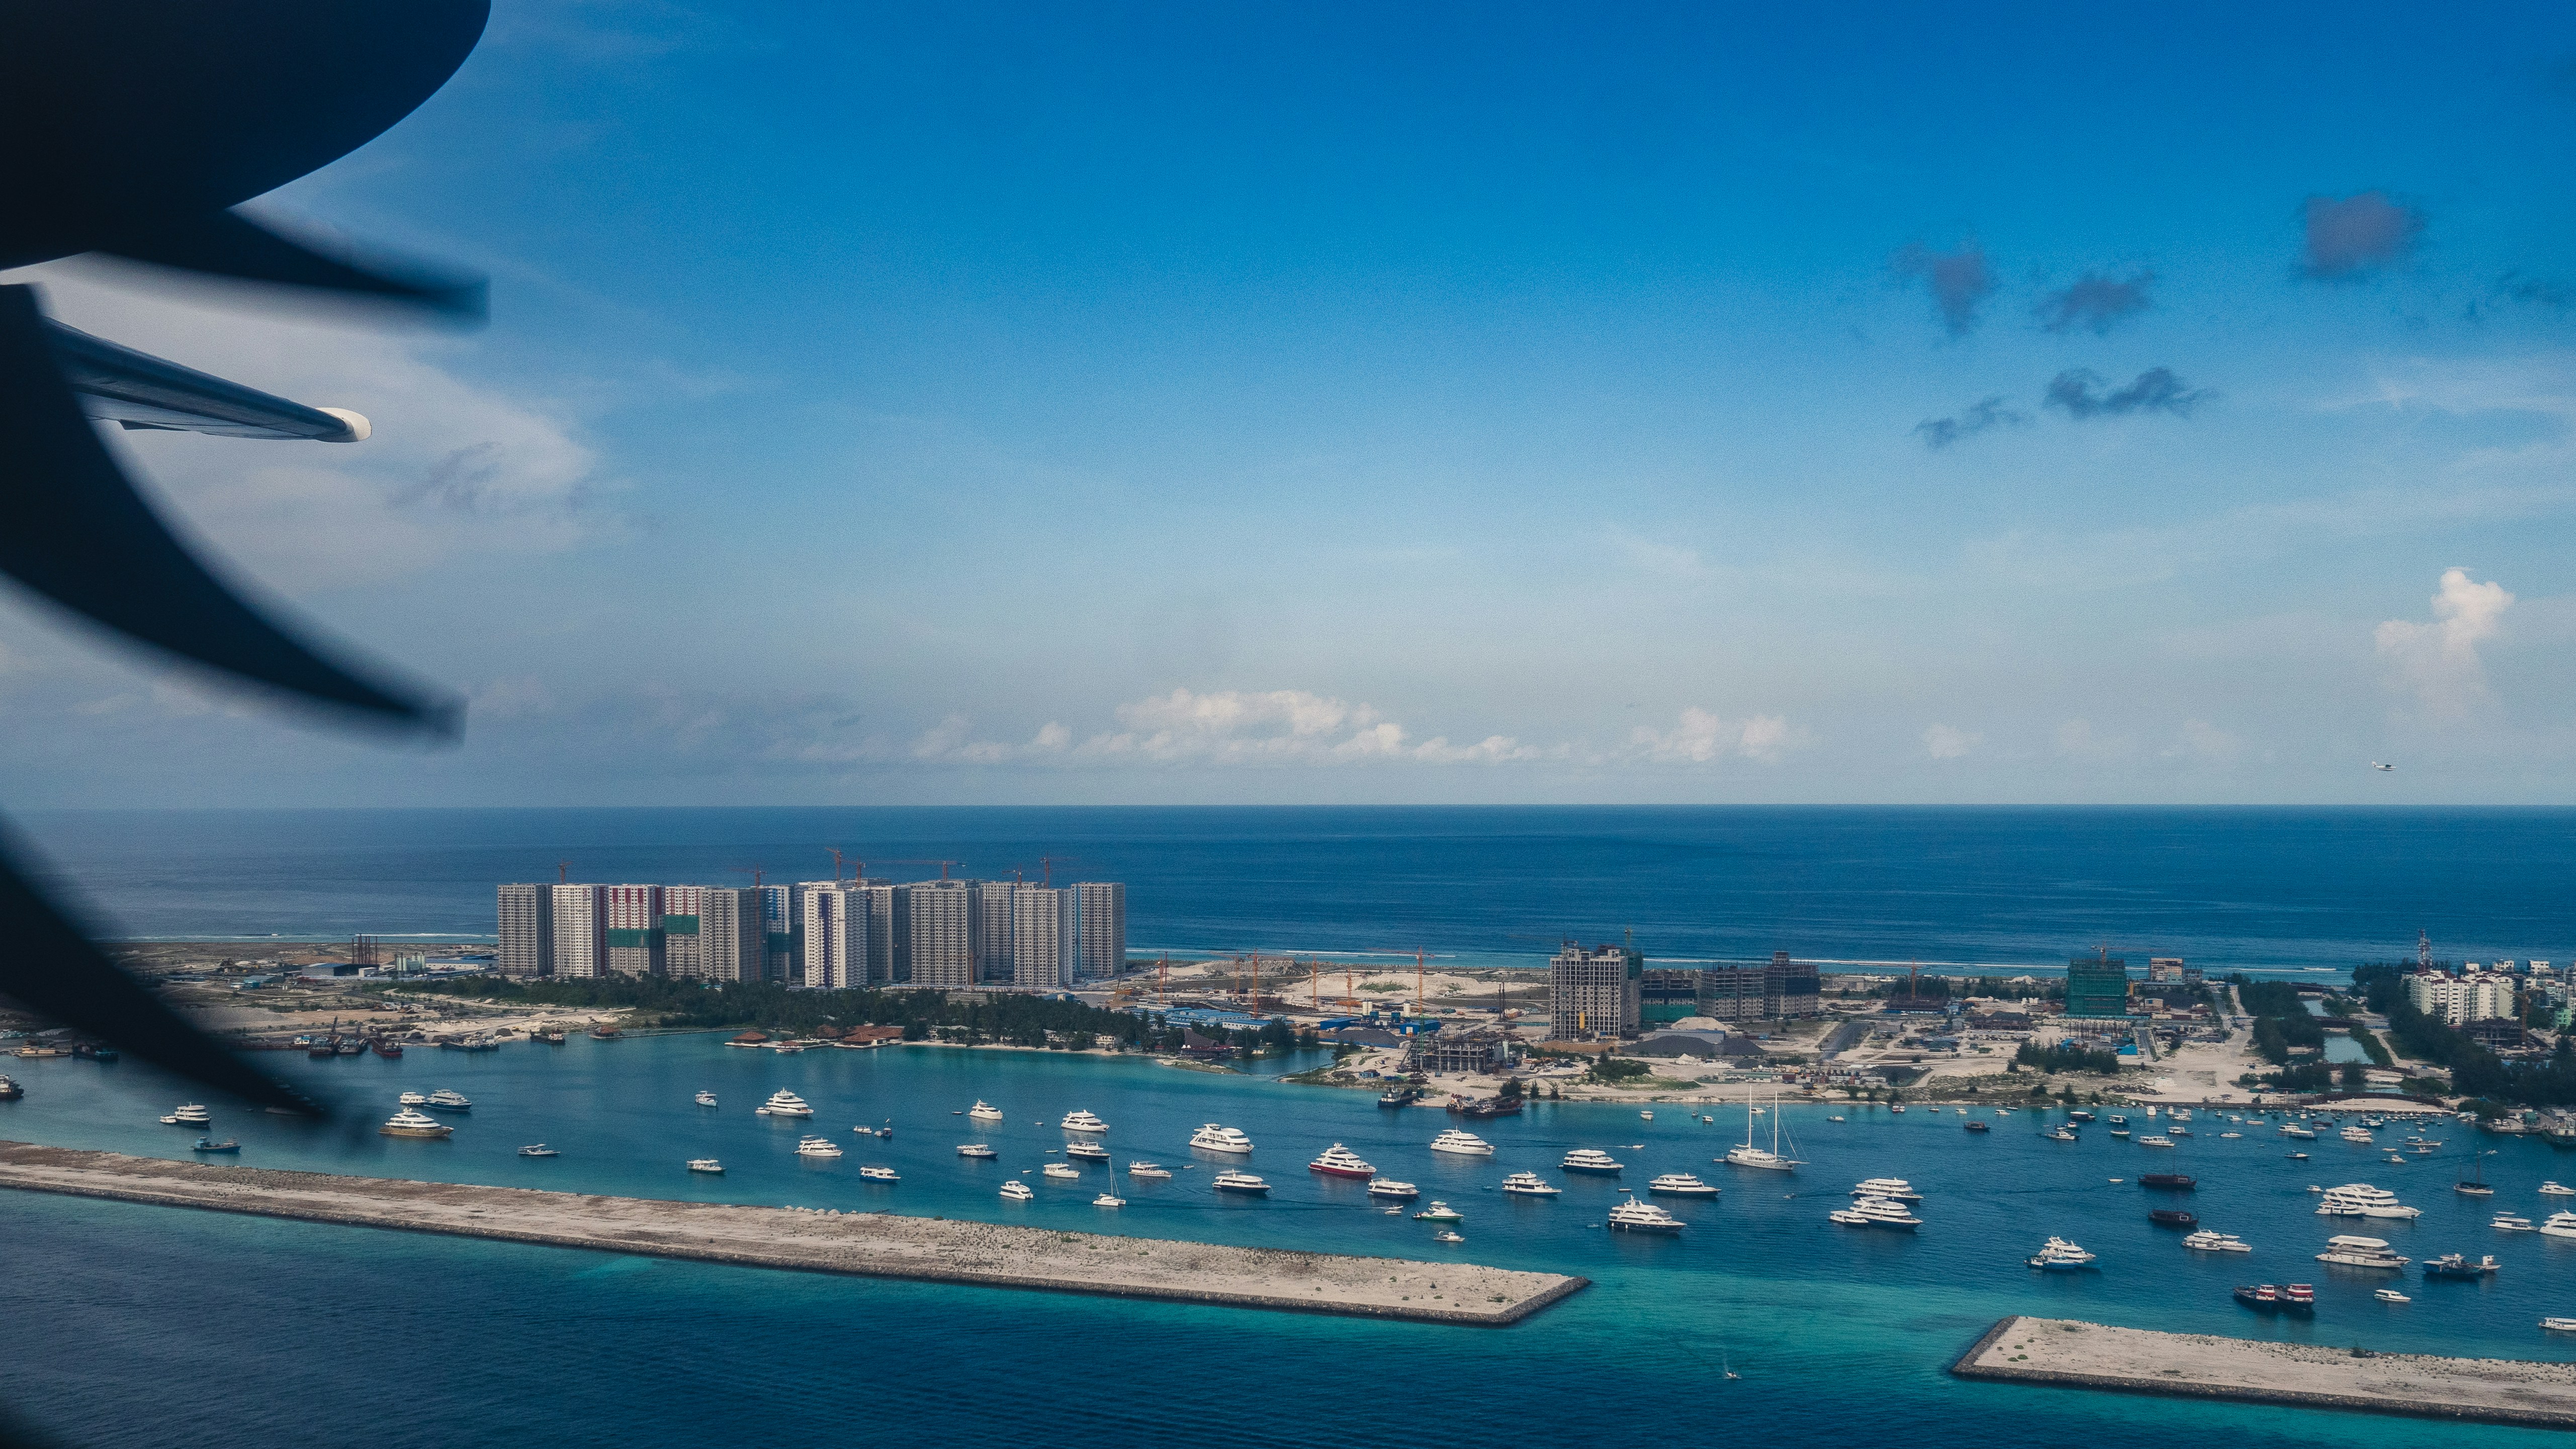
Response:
[9, 1, 2576, 805]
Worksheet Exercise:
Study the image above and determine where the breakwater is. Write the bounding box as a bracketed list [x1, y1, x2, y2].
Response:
[1953, 1315, 2576, 1428]
[0, 1141, 1583, 1324]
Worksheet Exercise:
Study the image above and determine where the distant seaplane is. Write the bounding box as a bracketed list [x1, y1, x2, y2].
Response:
[2371, 761, 2395, 772]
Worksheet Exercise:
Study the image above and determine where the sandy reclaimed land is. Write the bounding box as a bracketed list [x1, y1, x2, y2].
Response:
[0, 1142, 1584, 1326]
[1954, 1315, 2576, 1428]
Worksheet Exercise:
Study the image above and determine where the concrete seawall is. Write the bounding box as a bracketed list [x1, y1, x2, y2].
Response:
[1953, 1315, 2576, 1428]
[0, 1142, 1585, 1325]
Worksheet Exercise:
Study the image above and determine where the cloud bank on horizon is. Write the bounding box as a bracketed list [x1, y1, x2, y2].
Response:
[4, 6, 2574, 809]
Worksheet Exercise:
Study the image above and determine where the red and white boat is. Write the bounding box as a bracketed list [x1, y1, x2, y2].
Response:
[1308, 1143, 1376, 1179]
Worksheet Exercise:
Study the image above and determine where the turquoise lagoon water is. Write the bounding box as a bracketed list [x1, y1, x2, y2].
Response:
[5, 1036, 2576, 1447]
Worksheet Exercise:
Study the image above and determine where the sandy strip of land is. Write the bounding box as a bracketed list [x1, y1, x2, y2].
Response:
[0, 1142, 1583, 1325]
[1953, 1315, 2576, 1428]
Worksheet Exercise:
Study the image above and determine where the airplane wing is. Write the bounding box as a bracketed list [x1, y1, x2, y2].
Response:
[43, 316, 367, 441]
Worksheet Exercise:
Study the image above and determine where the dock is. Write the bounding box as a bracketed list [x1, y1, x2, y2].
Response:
[0, 1141, 1584, 1325]
[1953, 1315, 2576, 1428]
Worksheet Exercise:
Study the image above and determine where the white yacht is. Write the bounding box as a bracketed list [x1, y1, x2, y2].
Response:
[968, 1101, 1005, 1122]
[1307, 1143, 1375, 1179]
[1063, 1140, 1110, 1161]
[2542, 1212, 2576, 1240]
[1127, 1162, 1172, 1180]
[2315, 1184, 2420, 1220]
[1367, 1177, 1420, 1199]
[1060, 1110, 1109, 1134]
[425, 1090, 471, 1112]
[999, 1179, 1033, 1201]
[2137, 1135, 2176, 1148]
[756, 1090, 814, 1118]
[693, 1091, 718, 1107]
[1413, 1200, 1464, 1222]
[2340, 1126, 2374, 1143]
[957, 1143, 998, 1158]
[379, 1107, 452, 1139]
[2494, 1213, 2536, 1232]
[1042, 1162, 1080, 1180]
[1844, 1196, 1921, 1229]
[2026, 1236, 2096, 1270]
[2182, 1229, 2252, 1252]
[1851, 1177, 1923, 1203]
[858, 1164, 899, 1183]
[1499, 1171, 1559, 1197]
[2280, 1123, 2317, 1140]
[1561, 1148, 1623, 1176]
[1093, 1192, 1126, 1208]
[162, 1104, 212, 1126]
[687, 1158, 723, 1173]
[1725, 1097, 1801, 1171]
[1211, 1170, 1270, 1195]
[1648, 1173, 1719, 1198]
[397, 1092, 426, 1107]
[1189, 1123, 1255, 1154]
[2168, 1109, 2193, 1122]
[2316, 1234, 2408, 1269]
[2541, 1182, 2576, 1197]
[1606, 1195, 1685, 1235]
[794, 1135, 842, 1158]
[1433, 1229, 1466, 1244]
[1430, 1129, 1494, 1156]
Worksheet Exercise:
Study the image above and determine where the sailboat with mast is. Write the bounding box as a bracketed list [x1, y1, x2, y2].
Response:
[1724, 1095, 1802, 1171]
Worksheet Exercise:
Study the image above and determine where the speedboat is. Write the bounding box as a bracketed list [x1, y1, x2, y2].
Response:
[191, 1138, 239, 1153]
[1060, 1110, 1109, 1134]
[518, 1144, 558, 1157]
[2316, 1234, 2408, 1269]
[2315, 1184, 2419, 1219]
[1063, 1140, 1111, 1161]
[756, 1090, 814, 1118]
[1430, 1129, 1494, 1156]
[1606, 1196, 1685, 1234]
[1189, 1124, 1255, 1154]
[2542, 1182, 2576, 1196]
[424, 1090, 471, 1112]
[1852, 1178, 1923, 1202]
[2182, 1230, 2252, 1252]
[999, 1179, 1033, 1201]
[694, 1091, 718, 1107]
[1640, 1110, 1653, 1120]
[2495, 1213, 2537, 1232]
[687, 1159, 723, 1173]
[2218, 1132, 2241, 1139]
[2287, 1151, 2309, 1160]
[859, 1164, 899, 1183]
[164, 1104, 212, 1126]
[1499, 1171, 1559, 1197]
[1308, 1143, 1376, 1179]
[2376, 1289, 2411, 1303]
[968, 1101, 1006, 1122]
[2423, 1252, 2498, 1280]
[1648, 1173, 1719, 1198]
[1093, 1193, 1126, 1208]
[1367, 1178, 1420, 1199]
[2044, 1128, 2079, 1142]
[1413, 1201, 1463, 1222]
[957, 1143, 998, 1159]
[1211, 1170, 1270, 1195]
[794, 1135, 842, 1158]
[1127, 1162, 1172, 1180]
[1042, 1162, 1081, 1180]
[2027, 1236, 2096, 1270]
[398, 1092, 426, 1107]
[1561, 1148, 1623, 1175]
[1433, 1229, 1466, 1244]
[379, 1107, 452, 1138]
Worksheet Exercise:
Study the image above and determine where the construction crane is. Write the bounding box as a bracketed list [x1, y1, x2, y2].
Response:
[1365, 948, 1430, 1011]
[824, 854, 959, 885]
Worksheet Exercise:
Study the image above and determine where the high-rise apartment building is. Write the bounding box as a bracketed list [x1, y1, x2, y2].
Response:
[604, 885, 663, 977]
[907, 880, 981, 987]
[548, 883, 605, 978]
[2408, 970, 2517, 1025]
[1012, 885, 1078, 988]
[799, 885, 867, 990]
[1549, 942, 1640, 1039]
[978, 880, 1018, 983]
[698, 886, 763, 982]
[853, 881, 910, 983]
[1074, 881, 1126, 979]
[496, 883, 552, 976]
[659, 884, 706, 978]
[755, 884, 792, 982]
[2066, 955, 2132, 1019]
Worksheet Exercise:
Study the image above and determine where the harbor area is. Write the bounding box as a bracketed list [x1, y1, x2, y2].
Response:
[0, 1141, 1583, 1325]
[1953, 1315, 2576, 1428]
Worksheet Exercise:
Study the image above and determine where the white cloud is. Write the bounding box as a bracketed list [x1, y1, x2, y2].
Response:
[2375, 568, 2513, 713]
[1923, 723, 1979, 759]
[905, 688, 1542, 769]
[1628, 707, 1803, 765]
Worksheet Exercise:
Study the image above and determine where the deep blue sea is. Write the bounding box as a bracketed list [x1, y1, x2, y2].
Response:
[18, 805, 2576, 976]
[7, 1038, 2576, 1448]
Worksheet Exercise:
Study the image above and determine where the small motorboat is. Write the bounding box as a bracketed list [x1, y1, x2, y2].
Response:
[999, 1179, 1033, 1201]
[2287, 1151, 2309, 1160]
[1042, 1162, 1081, 1180]
[694, 1091, 718, 1107]
[687, 1159, 723, 1173]
[191, 1138, 239, 1153]
[1433, 1229, 1466, 1243]
[518, 1144, 559, 1158]
[957, 1143, 999, 1159]
[1127, 1161, 1172, 1180]
[1093, 1193, 1126, 1208]
[1828, 1115, 1846, 1122]
[858, 1164, 899, 1183]
[2376, 1289, 2411, 1303]
[1413, 1201, 1464, 1222]
[1965, 1120, 1990, 1133]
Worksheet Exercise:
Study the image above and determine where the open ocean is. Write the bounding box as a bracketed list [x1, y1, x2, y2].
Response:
[18, 805, 2576, 976]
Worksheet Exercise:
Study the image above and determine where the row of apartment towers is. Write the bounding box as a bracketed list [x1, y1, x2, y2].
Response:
[496, 879, 1126, 990]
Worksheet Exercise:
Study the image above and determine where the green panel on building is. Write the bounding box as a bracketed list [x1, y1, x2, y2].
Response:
[662, 915, 700, 936]
[605, 928, 651, 949]
[2066, 956, 2131, 1019]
